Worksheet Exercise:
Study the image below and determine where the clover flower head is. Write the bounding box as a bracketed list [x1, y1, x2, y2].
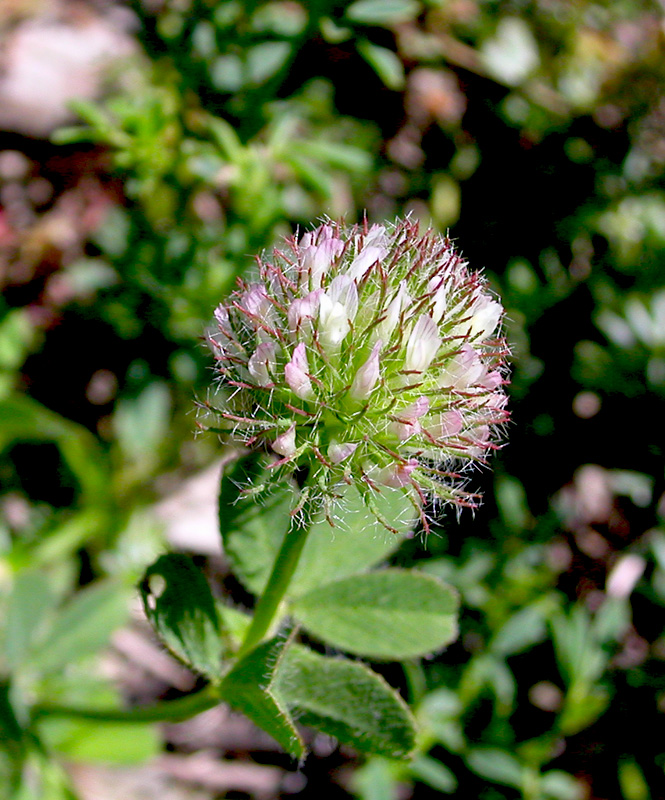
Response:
[206, 218, 509, 532]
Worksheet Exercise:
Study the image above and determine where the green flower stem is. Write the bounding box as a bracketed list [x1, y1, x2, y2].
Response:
[236, 487, 317, 660]
[33, 684, 220, 724]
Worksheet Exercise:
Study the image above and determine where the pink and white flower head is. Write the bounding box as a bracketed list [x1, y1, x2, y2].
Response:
[207, 218, 509, 531]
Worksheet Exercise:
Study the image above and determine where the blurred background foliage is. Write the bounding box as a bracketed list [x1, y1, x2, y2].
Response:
[1, 0, 665, 797]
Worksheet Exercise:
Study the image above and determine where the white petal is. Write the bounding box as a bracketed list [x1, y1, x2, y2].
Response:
[327, 275, 359, 321]
[350, 340, 382, 400]
[248, 342, 276, 386]
[469, 296, 503, 341]
[376, 281, 408, 342]
[319, 294, 351, 350]
[303, 237, 344, 289]
[428, 275, 448, 323]
[439, 344, 485, 389]
[346, 245, 387, 282]
[405, 315, 440, 373]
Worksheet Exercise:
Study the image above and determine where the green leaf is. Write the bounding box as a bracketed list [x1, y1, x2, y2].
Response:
[220, 636, 304, 758]
[0, 309, 36, 375]
[220, 454, 415, 597]
[40, 718, 160, 765]
[141, 554, 225, 679]
[0, 681, 26, 794]
[490, 600, 551, 657]
[246, 41, 292, 86]
[542, 770, 584, 800]
[296, 140, 373, 173]
[466, 748, 524, 788]
[410, 754, 457, 793]
[357, 40, 405, 91]
[346, 0, 420, 26]
[216, 604, 252, 649]
[0, 394, 110, 508]
[4, 572, 55, 669]
[277, 646, 416, 759]
[291, 490, 415, 596]
[112, 381, 172, 465]
[351, 758, 400, 800]
[28, 581, 129, 674]
[290, 570, 459, 659]
[282, 152, 335, 197]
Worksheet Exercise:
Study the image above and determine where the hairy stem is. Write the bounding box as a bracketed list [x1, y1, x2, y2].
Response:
[236, 485, 318, 659]
[33, 684, 220, 724]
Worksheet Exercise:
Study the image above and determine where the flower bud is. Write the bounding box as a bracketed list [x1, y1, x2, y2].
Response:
[328, 440, 359, 464]
[248, 342, 277, 386]
[350, 340, 382, 400]
[390, 396, 430, 440]
[378, 459, 419, 488]
[273, 424, 297, 457]
[284, 343, 314, 400]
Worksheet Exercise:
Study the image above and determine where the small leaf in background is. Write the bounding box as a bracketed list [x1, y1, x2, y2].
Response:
[457, 653, 516, 713]
[221, 636, 304, 758]
[141, 554, 225, 678]
[56, 259, 118, 301]
[542, 770, 584, 800]
[618, 759, 649, 800]
[277, 646, 416, 759]
[0, 310, 38, 396]
[466, 747, 524, 789]
[495, 473, 533, 534]
[246, 41, 292, 86]
[4, 572, 55, 669]
[0, 681, 26, 792]
[40, 718, 160, 765]
[550, 606, 608, 686]
[28, 580, 129, 674]
[89, 206, 130, 258]
[351, 757, 400, 800]
[490, 599, 553, 657]
[430, 174, 460, 229]
[216, 604, 251, 649]
[409, 754, 457, 793]
[0, 394, 110, 507]
[346, 0, 421, 26]
[211, 54, 244, 92]
[357, 40, 405, 91]
[290, 570, 458, 660]
[557, 685, 610, 737]
[112, 381, 172, 466]
[296, 140, 373, 173]
[479, 17, 540, 87]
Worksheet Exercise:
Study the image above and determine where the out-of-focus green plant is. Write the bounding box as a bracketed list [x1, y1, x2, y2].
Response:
[3, 0, 665, 796]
